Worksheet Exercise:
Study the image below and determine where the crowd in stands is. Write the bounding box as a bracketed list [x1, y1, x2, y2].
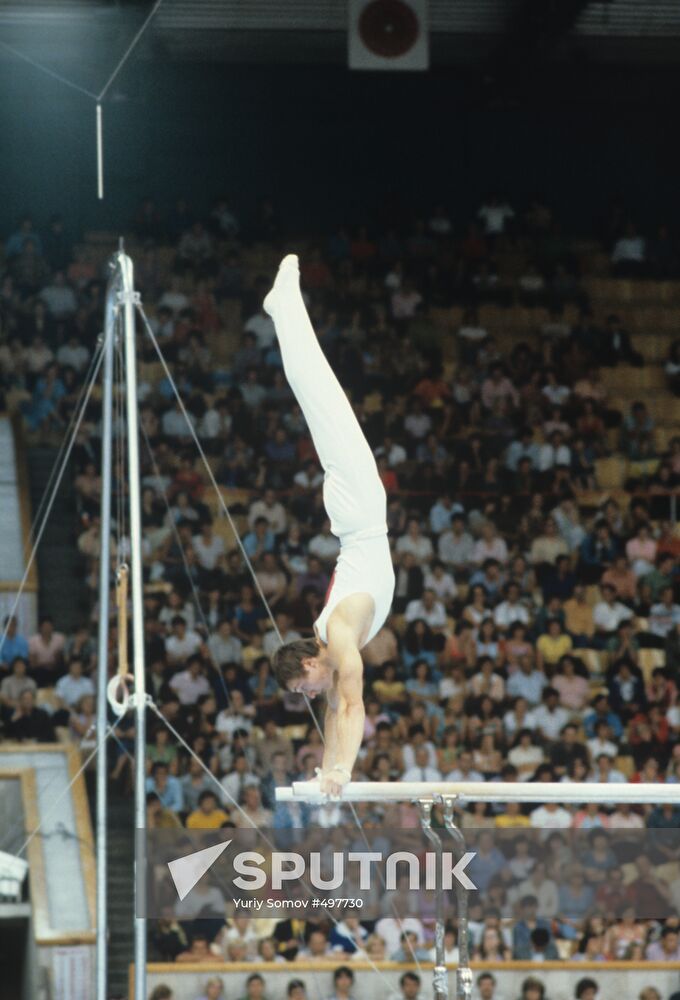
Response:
[2, 193, 680, 999]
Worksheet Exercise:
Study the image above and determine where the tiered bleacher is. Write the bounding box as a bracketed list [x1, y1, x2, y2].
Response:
[1, 197, 680, 1000]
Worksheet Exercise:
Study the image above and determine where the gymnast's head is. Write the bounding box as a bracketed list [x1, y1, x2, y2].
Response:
[272, 637, 333, 699]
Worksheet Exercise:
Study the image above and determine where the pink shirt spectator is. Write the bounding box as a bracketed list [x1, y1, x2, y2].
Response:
[481, 376, 519, 411]
[553, 674, 590, 711]
[28, 630, 65, 668]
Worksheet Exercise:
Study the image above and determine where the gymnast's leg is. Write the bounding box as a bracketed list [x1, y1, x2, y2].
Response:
[264, 255, 385, 535]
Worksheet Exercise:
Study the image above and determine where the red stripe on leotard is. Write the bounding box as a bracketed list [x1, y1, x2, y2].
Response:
[324, 569, 336, 606]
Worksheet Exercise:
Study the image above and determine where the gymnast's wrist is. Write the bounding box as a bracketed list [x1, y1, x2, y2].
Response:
[332, 765, 352, 779]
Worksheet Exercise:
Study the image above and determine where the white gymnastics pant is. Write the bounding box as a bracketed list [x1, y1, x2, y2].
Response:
[264, 256, 386, 540]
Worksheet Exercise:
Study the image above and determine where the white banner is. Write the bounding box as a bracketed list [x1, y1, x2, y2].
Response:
[349, 0, 429, 71]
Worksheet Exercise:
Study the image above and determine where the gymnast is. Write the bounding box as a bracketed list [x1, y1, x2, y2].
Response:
[265, 255, 395, 798]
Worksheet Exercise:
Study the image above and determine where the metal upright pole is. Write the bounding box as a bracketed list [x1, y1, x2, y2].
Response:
[119, 250, 148, 1000]
[95, 267, 117, 1000]
[442, 798, 472, 1000]
[418, 800, 448, 1000]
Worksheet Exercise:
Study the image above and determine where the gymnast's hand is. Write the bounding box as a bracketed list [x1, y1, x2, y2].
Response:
[316, 766, 351, 799]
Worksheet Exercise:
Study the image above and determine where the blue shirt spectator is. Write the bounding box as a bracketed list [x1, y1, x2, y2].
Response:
[0, 617, 29, 665]
[146, 762, 184, 812]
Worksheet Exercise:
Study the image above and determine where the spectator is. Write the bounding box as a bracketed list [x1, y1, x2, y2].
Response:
[195, 978, 224, 1000]
[326, 967, 356, 1000]
[389, 972, 425, 1000]
[4, 689, 54, 742]
[146, 762, 184, 813]
[0, 615, 29, 666]
[28, 616, 65, 686]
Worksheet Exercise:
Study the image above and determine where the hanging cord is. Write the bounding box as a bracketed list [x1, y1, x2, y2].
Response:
[0, 39, 98, 100]
[0, 0, 166, 105]
[138, 306, 338, 762]
[138, 418, 234, 711]
[147, 700, 398, 996]
[137, 305, 283, 643]
[96, 0, 165, 103]
[137, 305, 424, 974]
[148, 704, 326, 1000]
[0, 338, 106, 656]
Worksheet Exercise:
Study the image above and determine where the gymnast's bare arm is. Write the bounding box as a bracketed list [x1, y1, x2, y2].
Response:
[318, 593, 374, 797]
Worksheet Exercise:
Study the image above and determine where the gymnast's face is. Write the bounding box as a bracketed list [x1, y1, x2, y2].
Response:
[290, 659, 333, 699]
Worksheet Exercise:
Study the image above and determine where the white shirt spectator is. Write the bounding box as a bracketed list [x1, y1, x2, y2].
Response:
[244, 311, 276, 350]
[457, 323, 488, 344]
[263, 626, 301, 657]
[503, 707, 536, 740]
[56, 340, 90, 372]
[586, 737, 619, 760]
[438, 529, 474, 569]
[494, 600, 530, 630]
[429, 499, 463, 535]
[216, 709, 254, 739]
[402, 742, 438, 771]
[54, 673, 95, 708]
[165, 629, 202, 663]
[541, 383, 571, 407]
[505, 438, 540, 471]
[648, 600, 680, 637]
[537, 442, 571, 472]
[193, 532, 225, 571]
[39, 281, 78, 318]
[162, 407, 194, 438]
[158, 289, 189, 314]
[612, 235, 646, 263]
[200, 407, 232, 439]
[424, 568, 457, 603]
[405, 597, 447, 629]
[513, 875, 559, 919]
[508, 743, 544, 777]
[169, 668, 211, 706]
[531, 704, 570, 742]
[588, 766, 627, 784]
[248, 498, 288, 535]
[293, 467, 324, 489]
[477, 201, 514, 235]
[593, 599, 633, 633]
[445, 766, 484, 783]
[506, 670, 547, 707]
[402, 764, 443, 783]
[471, 536, 508, 566]
[207, 631, 243, 666]
[375, 917, 425, 955]
[396, 533, 434, 563]
[309, 531, 341, 562]
[375, 441, 408, 468]
[403, 411, 432, 440]
[220, 769, 260, 806]
[530, 804, 572, 829]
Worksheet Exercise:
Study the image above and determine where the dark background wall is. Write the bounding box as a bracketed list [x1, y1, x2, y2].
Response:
[1, 60, 678, 240]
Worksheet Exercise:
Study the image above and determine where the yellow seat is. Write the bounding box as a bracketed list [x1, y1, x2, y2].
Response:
[595, 457, 627, 490]
[579, 649, 607, 675]
[639, 647, 666, 683]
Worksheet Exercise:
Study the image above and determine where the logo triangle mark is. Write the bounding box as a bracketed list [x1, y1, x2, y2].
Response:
[168, 840, 231, 901]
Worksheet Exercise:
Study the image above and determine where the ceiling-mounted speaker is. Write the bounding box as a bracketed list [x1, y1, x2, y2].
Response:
[349, 0, 429, 71]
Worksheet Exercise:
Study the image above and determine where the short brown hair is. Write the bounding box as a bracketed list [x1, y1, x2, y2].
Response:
[272, 637, 319, 689]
